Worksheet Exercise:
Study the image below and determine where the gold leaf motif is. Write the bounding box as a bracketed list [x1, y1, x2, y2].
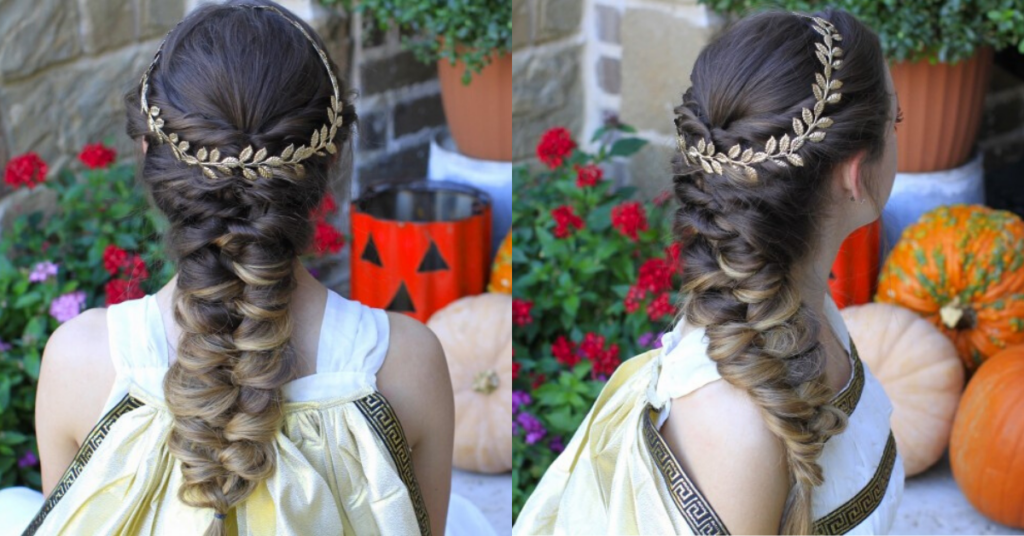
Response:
[774, 158, 789, 167]
[197, 147, 208, 161]
[331, 95, 339, 112]
[264, 156, 283, 166]
[221, 157, 240, 165]
[812, 84, 824, 101]
[830, 79, 843, 90]
[815, 73, 827, 88]
[823, 34, 833, 48]
[728, 144, 741, 159]
[258, 165, 272, 178]
[803, 108, 815, 126]
[210, 148, 220, 162]
[817, 117, 834, 128]
[833, 59, 844, 70]
[824, 64, 833, 79]
[814, 100, 825, 116]
[697, 138, 706, 153]
[751, 152, 768, 163]
[779, 133, 790, 152]
[809, 131, 826, 142]
[326, 143, 337, 155]
[793, 117, 805, 136]
[706, 142, 715, 156]
[282, 144, 295, 160]
[714, 153, 728, 162]
[816, 51, 828, 66]
[766, 136, 777, 154]
[833, 47, 843, 57]
[311, 129, 320, 147]
[329, 124, 338, 140]
[826, 93, 842, 104]
[169, 133, 179, 143]
[202, 167, 217, 179]
[787, 153, 804, 166]
[242, 168, 257, 181]
[328, 108, 336, 124]
[700, 159, 713, 174]
[811, 24, 828, 37]
[320, 125, 329, 145]
[815, 43, 829, 56]
[792, 138, 804, 151]
[711, 160, 723, 175]
[178, 141, 189, 152]
[216, 165, 231, 175]
[744, 167, 758, 182]
[741, 148, 753, 163]
[295, 163, 306, 179]
[149, 106, 160, 116]
[253, 147, 267, 163]
[240, 146, 253, 163]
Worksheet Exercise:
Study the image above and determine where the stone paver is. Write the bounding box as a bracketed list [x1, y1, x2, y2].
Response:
[894, 451, 1023, 535]
[451, 468, 511, 536]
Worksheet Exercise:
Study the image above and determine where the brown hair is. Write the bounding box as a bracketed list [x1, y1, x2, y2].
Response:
[670, 8, 892, 534]
[123, 1, 356, 533]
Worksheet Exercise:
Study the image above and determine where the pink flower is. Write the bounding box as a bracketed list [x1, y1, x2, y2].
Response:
[29, 261, 59, 283]
[50, 291, 87, 323]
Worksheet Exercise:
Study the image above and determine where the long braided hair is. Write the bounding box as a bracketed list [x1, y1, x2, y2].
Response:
[669, 9, 892, 534]
[123, 1, 356, 533]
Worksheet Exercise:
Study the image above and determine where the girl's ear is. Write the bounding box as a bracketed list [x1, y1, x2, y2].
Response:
[837, 148, 869, 201]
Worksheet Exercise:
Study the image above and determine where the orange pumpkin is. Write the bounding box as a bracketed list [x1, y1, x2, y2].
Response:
[488, 232, 511, 294]
[950, 345, 1024, 528]
[875, 204, 1024, 372]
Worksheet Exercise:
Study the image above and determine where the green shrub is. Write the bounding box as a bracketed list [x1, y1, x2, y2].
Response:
[321, 0, 511, 83]
[700, 0, 1024, 63]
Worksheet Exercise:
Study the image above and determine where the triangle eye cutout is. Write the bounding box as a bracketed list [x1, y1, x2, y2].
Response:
[387, 282, 416, 312]
[361, 234, 383, 267]
[417, 239, 449, 272]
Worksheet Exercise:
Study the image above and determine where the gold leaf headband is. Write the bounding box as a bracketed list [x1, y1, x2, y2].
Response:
[678, 15, 844, 183]
[139, 4, 346, 181]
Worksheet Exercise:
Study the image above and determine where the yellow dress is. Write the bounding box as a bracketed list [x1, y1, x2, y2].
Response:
[22, 289, 431, 536]
[513, 292, 904, 535]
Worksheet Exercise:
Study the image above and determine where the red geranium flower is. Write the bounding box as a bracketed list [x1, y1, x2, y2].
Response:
[623, 285, 646, 313]
[106, 278, 144, 305]
[311, 193, 338, 220]
[78, 143, 117, 169]
[513, 299, 534, 327]
[611, 201, 648, 241]
[665, 242, 684, 274]
[647, 292, 676, 320]
[102, 245, 129, 276]
[3, 153, 48, 190]
[637, 257, 673, 294]
[124, 254, 149, 281]
[578, 332, 621, 379]
[530, 372, 547, 390]
[513, 361, 521, 379]
[551, 335, 580, 367]
[551, 205, 584, 239]
[536, 127, 576, 169]
[312, 221, 346, 255]
[575, 164, 602, 188]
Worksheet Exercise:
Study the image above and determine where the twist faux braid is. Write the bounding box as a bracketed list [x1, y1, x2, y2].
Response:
[668, 9, 891, 534]
[122, 2, 356, 534]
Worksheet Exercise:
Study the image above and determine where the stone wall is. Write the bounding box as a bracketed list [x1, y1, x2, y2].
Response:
[511, 0, 722, 200]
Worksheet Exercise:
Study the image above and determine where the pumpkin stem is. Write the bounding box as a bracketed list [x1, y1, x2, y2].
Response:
[472, 370, 500, 394]
[939, 295, 976, 330]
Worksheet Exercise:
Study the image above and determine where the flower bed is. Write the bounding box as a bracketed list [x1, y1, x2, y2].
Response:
[512, 124, 685, 519]
[0, 143, 346, 490]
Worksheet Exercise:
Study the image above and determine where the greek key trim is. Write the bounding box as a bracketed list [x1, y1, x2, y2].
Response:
[355, 392, 432, 536]
[813, 430, 899, 534]
[22, 393, 145, 536]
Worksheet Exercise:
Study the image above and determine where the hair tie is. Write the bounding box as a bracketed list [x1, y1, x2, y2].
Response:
[214, 512, 227, 520]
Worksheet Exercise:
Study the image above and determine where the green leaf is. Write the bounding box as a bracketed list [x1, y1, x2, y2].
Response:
[609, 138, 647, 158]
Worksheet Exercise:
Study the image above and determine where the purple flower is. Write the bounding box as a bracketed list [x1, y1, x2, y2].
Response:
[550, 435, 565, 454]
[28, 261, 59, 283]
[512, 390, 531, 413]
[49, 290, 87, 323]
[0, 339, 11, 352]
[18, 451, 38, 468]
[638, 331, 665, 349]
[516, 412, 547, 445]
[308, 267, 320, 279]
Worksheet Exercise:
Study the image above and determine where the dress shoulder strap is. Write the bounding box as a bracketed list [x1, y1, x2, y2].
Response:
[316, 289, 391, 378]
[106, 295, 169, 377]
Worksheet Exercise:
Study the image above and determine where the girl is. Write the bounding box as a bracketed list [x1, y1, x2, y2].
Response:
[514, 8, 904, 535]
[2, 2, 489, 534]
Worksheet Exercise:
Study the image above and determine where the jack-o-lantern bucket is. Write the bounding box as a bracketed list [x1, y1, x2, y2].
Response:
[350, 180, 492, 322]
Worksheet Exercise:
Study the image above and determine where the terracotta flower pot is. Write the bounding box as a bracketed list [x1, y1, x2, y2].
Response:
[437, 51, 512, 162]
[890, 47, 994, 173]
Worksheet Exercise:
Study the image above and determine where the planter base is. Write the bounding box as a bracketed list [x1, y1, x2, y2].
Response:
[428, 134, 512, 263]
[880, 152, 985, 261]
